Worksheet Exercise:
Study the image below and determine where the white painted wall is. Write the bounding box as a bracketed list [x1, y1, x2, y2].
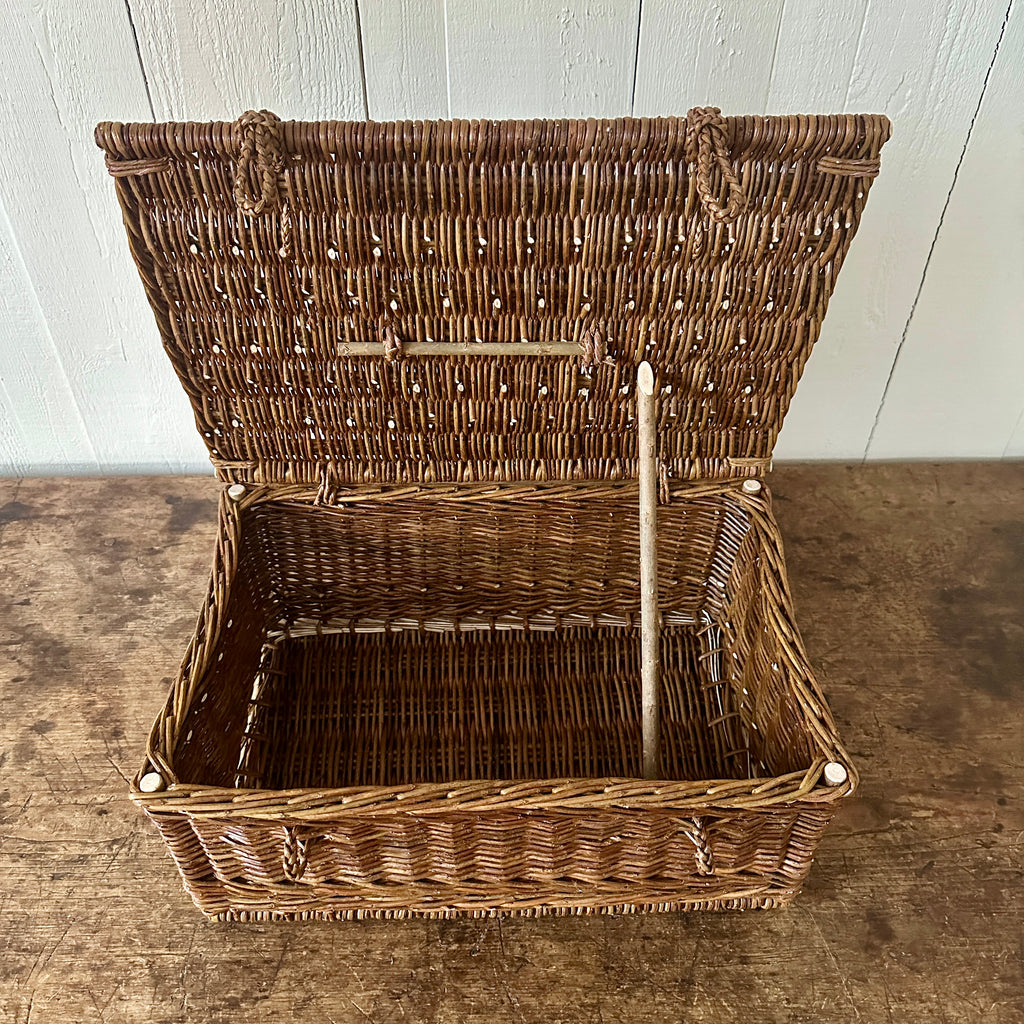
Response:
[0, 0, 1018, 474]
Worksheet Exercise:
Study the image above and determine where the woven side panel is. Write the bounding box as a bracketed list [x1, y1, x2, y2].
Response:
[162, 805, 831, 918]
[164, 498, 278, 787]
[96, 113, 890, 484]
[185, 807, 829, 888]
[247, 492, 749, 628]
[719, 496, 841, 775]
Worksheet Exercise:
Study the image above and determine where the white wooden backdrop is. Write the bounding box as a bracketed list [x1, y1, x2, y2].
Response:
[0, 0, 1019, 474]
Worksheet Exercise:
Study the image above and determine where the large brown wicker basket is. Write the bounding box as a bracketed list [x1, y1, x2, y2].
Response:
[96, 108, 890, 919]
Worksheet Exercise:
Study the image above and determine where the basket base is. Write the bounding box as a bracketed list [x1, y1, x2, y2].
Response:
[213, 894, 794, 921]
[175, 871, 803, 921]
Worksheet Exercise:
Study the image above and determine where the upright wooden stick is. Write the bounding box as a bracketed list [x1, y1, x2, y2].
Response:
[637, 361, 660, 780]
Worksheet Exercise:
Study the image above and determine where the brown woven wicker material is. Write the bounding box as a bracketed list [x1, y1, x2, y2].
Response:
[127, 479, 850, 918]
[94, 109, 889, 919]
[95, 109, 890, 487]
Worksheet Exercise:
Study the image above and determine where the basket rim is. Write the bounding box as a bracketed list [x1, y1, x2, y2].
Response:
[130, 756, 854, 820]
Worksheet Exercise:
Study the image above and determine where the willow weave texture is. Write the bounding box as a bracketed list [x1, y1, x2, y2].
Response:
[96, 108, 890, 919]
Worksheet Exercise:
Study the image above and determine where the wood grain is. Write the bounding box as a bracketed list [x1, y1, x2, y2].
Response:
[763, 0, 870, 111]
[0, 198, 95, 474]
[773, 0, 1013, 459]
[0, 464, 1021, 1022]
[633, 0, 786, 115]
[868, 0, 1024, 458]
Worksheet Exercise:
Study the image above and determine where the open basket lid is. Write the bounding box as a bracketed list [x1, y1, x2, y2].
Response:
[96, 109, 890, 486]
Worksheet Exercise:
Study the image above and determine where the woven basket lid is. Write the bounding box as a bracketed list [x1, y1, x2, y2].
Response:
[96, 109, 890, 486]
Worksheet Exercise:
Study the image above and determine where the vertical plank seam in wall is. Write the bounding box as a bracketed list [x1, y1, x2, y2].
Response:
[443, 0, 453, 118]
[122, 1, 156, 121]
[1002, 407, 1024, 457]
[629, 0, 644, 115]
[352, 0, 370, 119]
[0, 376, 28, 472]
[864, 0, 1016, 460]
[840, 3, 871, 110]
[0, 201, 99, 466]
[760, 0, 788, 113]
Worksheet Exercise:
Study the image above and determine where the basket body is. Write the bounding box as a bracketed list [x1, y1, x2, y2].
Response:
[134, 480, 850, 919]
[93, 109, 890, 918]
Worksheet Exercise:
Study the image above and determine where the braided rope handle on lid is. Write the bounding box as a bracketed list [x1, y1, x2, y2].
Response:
[685, 107, 746, 224]
[233, 109, 285, 216]
[232, 107, 744, 224]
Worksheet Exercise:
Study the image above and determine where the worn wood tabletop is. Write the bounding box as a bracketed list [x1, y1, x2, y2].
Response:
[1, 463, 1021, 1023]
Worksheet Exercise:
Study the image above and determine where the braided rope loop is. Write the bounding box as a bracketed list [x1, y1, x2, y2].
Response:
[382, 324, 404, 362]
[282, 826, 310, 881]
[687, 816, 715, 876]
[578, 327, 607, 369]
[686, 107, 746, 224]
[233, 109, 284, 216]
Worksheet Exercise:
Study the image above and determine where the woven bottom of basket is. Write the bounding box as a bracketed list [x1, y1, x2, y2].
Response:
[236, 625, 751, 789]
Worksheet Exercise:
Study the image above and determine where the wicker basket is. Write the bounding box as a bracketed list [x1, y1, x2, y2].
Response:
[95, 108, 890, 919]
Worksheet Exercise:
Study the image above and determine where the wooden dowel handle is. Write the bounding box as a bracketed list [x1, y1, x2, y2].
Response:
[637, 361, 660, 780]
[338, 341, 584, 357]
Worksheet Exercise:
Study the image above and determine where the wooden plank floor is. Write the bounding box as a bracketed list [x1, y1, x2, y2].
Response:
[0, 463, 1021, 1023]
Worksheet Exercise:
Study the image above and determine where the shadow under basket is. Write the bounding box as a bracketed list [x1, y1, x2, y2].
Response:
[139, 482, 855, 920]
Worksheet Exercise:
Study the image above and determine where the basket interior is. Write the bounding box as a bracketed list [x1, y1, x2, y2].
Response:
[173, 490, 819, 789]
[238, 628, 748, 789]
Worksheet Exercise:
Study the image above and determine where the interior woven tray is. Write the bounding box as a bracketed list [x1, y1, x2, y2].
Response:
[236, 627, 751, 790]
[170, 485, 818, 791]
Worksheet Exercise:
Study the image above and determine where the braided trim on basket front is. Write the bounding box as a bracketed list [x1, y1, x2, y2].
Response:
[282, 826, 310, 882]
[687, 816, 715, 875]
[685, 107, 746, 224]
[233, 109, 284, 216]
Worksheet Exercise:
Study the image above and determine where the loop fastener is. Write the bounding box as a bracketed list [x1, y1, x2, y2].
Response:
[578, 326, 608, 369]
[105, 156, 171, 177]
[688, 816, 715, 875]
[233, 109, 284, 216]
[282, 826, 310, 881]
[685, 107, 746, 224]
[816, 155, 881, 177]
[381, 324, 404, 362]
[314, 464, 341, 506]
